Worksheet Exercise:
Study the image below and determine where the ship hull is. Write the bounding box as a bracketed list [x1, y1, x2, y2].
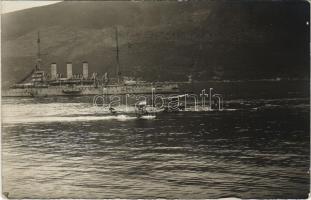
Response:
[2, 83, 180, 97]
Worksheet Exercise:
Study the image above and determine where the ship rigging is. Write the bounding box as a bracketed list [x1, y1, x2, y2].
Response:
[3, 31, 180, 97]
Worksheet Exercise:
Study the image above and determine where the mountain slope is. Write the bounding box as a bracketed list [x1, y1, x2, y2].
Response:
[1, 0, 309, 87]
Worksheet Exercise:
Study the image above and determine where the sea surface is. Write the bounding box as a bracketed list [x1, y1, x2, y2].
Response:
[2, 95, 310, 199]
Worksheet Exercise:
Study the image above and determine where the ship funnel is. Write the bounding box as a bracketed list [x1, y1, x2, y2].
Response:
[67, 62, 73, 79]
[51, 63, 57, 80]
[82, 61, 88, 79]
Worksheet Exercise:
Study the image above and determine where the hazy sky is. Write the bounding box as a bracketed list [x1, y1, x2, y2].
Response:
[1, 1, 61, 14]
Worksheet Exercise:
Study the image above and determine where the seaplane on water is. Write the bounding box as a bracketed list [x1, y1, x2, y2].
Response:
[106, 100, 157, 119]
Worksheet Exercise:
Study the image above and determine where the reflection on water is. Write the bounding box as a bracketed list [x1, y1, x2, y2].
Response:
[2, 97, 310, 199]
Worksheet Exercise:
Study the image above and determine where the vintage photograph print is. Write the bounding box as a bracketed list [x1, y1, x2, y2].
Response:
[1, 0, 310, 199]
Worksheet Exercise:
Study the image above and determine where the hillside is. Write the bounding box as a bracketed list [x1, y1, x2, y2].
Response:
[1, 0, 309, 87]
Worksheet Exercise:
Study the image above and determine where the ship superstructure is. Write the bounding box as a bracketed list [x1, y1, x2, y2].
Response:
[3, 30, 180, 97]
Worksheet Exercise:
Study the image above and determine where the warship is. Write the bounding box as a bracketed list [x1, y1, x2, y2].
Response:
[3, 30, 180, 97]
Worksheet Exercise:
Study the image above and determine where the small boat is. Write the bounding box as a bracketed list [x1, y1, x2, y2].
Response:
[109, 106, 117, 114]
[135, 100, 156, 119]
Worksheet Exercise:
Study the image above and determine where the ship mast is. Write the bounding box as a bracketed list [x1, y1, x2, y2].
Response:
[115, 27, 120, 83]
[36, 31, 42, 70]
